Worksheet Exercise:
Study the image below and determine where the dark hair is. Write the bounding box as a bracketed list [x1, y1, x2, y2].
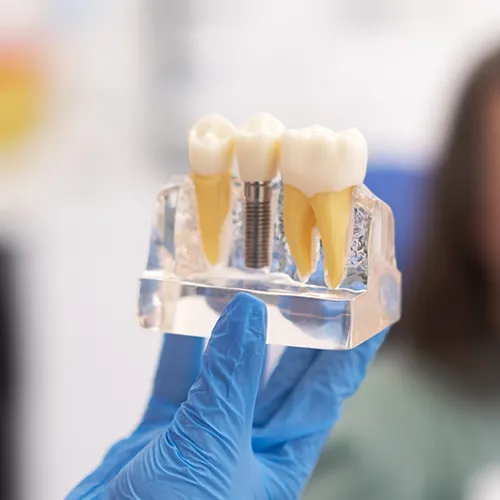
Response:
[393, 48, 500, 392]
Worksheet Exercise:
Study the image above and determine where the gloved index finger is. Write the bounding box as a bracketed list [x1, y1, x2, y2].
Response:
[142, 333, 205, 425]
[170, 293, 267, 445]
[254, 347, 319, 427]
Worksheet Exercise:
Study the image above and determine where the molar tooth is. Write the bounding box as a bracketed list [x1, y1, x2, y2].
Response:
[280, 126, 368, 287]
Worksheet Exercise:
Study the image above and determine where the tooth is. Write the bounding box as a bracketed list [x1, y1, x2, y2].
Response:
[189, 114, 236, 265]
[236, 112, 285, 182]
[280, 126, 368, 287]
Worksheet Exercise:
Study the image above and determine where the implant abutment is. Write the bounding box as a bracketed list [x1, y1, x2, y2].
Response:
[243, 181, 273, 269]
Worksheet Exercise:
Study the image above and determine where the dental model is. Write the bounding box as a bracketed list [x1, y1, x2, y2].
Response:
[236, 113, 285, 268]
[188, 114, 236, 265]
[140, 116, 401, 350]
[280, 126, 368, 288]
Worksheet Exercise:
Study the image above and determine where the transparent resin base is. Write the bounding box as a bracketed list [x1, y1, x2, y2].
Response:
[138, 175, 401, 350]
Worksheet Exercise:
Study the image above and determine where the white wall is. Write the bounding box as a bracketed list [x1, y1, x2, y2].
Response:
[184, 0, 500, 161]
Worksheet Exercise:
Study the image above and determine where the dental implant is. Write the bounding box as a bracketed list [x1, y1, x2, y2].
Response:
[236, 113, 285, 269]
[243, 181, 273, 268]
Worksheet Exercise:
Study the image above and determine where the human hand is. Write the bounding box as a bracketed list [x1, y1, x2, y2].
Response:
[68, 293, 386, 499]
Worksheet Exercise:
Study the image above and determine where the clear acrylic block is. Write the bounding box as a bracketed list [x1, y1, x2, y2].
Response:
[138, 175, 401, 350]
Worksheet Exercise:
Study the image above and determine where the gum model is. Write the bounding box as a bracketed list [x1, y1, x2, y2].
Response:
[138, 113, 401, 350]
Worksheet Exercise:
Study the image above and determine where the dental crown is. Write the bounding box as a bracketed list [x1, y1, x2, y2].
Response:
[189, 114, 236, 177]
[280, 126, 368, 197]
[236, 112, 285, 182]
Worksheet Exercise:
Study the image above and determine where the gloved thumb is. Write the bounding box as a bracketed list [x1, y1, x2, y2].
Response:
[170, 293, 267, 448]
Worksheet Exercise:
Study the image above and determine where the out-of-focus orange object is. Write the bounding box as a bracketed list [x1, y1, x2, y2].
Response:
[0, 41, 44, 152]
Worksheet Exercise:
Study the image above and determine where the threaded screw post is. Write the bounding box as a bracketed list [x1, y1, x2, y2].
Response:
[243, 181, 272, 269]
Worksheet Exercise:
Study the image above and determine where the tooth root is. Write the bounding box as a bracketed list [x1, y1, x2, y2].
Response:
[309, 187, 353, 288]
[283, 184, 317, 279]
[191, 169, 232, 265]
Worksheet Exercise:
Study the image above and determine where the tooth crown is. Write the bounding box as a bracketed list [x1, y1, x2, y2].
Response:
[189, 114, 236, 176]
[236, 112, 285, 182]
[280, 127, 368, 197]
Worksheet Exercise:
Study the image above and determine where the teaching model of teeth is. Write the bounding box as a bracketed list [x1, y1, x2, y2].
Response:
[280, 126, 368, 288]
[188, 114, 236, 265]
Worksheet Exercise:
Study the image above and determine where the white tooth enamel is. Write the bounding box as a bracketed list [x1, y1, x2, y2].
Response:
[189, 114, 236, 176]
[280, 126, 368, 197]
[236, 113, 285, 182]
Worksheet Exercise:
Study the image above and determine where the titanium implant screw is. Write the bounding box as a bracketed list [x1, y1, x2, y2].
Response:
[243, 181, 273, 269]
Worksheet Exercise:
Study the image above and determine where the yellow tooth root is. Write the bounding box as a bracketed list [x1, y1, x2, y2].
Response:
[310, 187, 353, 288]
[283, 184, 317, 279]
[191, 169, 232, 265]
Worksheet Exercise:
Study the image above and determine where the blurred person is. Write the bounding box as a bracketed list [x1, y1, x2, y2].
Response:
[303, 47, 500, 500]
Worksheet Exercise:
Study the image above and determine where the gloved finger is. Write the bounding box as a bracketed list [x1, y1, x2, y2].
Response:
[267, 293, 350, 431]
[258, 429, 333, 498]
[255, 261, 360, 428]
[169, 293, 267, 448]
[253, 347, 319, 427]
[141, 334, 205, 425]
[253, 329, 388, 452]
[204, 288, 270, 394]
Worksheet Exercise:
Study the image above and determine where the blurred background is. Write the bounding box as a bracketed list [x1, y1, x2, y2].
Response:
[1, 1, 500, 499]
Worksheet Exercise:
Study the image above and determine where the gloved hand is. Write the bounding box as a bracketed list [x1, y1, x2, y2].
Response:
[68, 293, 387, 499]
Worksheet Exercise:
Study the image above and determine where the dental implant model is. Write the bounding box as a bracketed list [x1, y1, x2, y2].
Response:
[138, 114, 402, 350]
[236, 113, 284, 269]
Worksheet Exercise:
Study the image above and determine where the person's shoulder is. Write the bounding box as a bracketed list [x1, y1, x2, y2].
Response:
[324, 349, 447, 472]
[302, 353, 434, 500]
[302, 353, 437, 500]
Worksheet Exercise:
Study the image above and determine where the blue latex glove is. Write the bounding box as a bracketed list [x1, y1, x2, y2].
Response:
[68, 293, 387, 499]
